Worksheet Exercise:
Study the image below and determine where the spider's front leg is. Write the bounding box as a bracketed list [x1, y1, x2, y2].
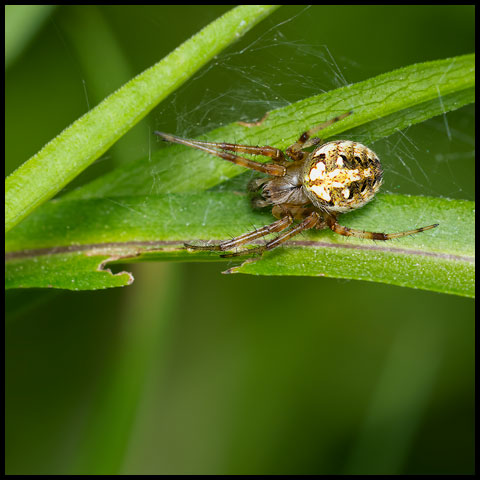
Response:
[155, 132, 287, 176]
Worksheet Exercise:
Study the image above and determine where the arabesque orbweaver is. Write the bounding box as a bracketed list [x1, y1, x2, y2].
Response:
[155, 112, 438, 257]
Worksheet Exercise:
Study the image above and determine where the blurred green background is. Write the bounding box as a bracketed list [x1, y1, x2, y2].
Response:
[5, 5, 474, 474]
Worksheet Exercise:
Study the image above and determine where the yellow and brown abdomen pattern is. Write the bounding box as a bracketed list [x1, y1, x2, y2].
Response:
[302, 140, 383, 213]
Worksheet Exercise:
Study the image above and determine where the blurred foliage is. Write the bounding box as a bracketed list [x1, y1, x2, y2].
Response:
[5, 5, 474, 474]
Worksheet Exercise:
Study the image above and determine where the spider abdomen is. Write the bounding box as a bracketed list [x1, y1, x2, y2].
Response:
[302, 140, 383, 213]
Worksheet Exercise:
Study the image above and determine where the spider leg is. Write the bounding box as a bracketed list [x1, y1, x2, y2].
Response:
[155, 132, 286, 176]
[326, 214, 439, 240]
[286, 111, 352, 161]
[222, 212, 320, 257]
[185, 215, 293, 252]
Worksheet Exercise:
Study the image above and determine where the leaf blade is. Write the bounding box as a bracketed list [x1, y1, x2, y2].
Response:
[5, 192, 474, 296]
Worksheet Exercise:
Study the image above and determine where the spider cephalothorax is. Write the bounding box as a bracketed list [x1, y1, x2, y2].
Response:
[155, 112, 438, 257]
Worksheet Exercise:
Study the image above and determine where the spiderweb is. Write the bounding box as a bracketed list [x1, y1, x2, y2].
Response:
[151, 6, 474, 203]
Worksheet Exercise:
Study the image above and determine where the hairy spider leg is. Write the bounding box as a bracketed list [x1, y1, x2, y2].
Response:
[326, 214, 439, 240]
[286, 111, 353, 161]
[185, 215, 293, 252]
[222, 212, 320, 257]
[154, 131, 286, 176]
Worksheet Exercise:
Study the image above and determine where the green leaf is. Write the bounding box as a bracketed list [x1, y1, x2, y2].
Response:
[6, 252, 134, 290]
[66, 54, 474, 199]
[4, 5, 280, 233]
[5, 192, 474, 297]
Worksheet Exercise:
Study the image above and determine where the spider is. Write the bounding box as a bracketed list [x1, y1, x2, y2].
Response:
[155, 112, 438, 257]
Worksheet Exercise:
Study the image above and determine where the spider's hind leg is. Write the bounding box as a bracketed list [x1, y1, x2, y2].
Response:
[185, 214, 293, 253]
[286, 111, 352, 160]
[222, 211, 320, 258]
[325, 213, 439, 240]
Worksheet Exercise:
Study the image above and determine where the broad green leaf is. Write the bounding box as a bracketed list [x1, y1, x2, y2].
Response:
[65, 54, 474, 199]
[5, 193, 474, 297]
[4, 5, 280, 232]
